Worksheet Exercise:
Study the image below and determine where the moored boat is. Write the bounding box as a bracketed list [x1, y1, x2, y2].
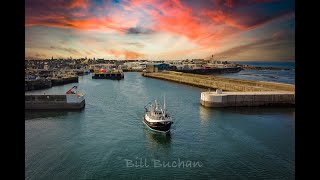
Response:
[92, 68, 124, 80]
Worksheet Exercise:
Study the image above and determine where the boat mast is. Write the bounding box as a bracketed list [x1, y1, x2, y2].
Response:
[163, 94, 166, 115]
[155, 99, 158, 111]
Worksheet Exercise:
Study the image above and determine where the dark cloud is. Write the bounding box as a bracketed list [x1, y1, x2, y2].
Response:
[125, 27, 154, 35]
[50, 46, 82, 55]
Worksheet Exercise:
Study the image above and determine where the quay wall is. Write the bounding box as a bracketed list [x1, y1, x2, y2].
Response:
[142, 71, 295, 92]
[25, 94, 85, 110]
[25, 79, 52, 91]
[51, 76, 79, 86]
[25, 76, 79, 91]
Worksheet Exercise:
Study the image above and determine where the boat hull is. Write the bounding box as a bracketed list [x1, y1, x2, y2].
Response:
[92, 73, 124, 80]
[144, 117, 172, 132]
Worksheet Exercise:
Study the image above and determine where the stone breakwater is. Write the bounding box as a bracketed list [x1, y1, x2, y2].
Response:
[142, 71, 295, 92]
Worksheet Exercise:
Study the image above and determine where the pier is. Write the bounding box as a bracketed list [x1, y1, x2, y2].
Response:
[25, 86, 85, 110]
[200, 90, 295, 107]
[25, 94, 85, 110]
[25, 76, 79, 91]
[142, 71, 295, 92]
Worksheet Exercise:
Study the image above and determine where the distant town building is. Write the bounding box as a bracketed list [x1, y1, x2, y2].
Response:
[146, 63, 170, 72]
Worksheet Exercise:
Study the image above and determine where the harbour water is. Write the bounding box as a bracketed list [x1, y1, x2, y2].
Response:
[217, 61, 295, 84]
[25, 71, 295, 179]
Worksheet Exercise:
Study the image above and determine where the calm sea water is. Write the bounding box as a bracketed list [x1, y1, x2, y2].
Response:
[25, 72, 295, 179]
[217, 61, 295, 84]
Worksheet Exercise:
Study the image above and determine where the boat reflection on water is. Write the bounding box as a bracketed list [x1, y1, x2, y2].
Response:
[143, 128, 171, 148]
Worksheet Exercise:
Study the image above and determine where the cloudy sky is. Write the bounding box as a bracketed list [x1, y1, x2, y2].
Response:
[25, 0, 295, 61]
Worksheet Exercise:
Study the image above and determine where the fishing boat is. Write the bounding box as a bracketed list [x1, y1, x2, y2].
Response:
[144, 96, 173, 133]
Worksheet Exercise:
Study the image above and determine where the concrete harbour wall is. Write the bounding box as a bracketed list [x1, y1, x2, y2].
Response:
[25, 95, 85, 110]
[200, 91, 295, 107]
